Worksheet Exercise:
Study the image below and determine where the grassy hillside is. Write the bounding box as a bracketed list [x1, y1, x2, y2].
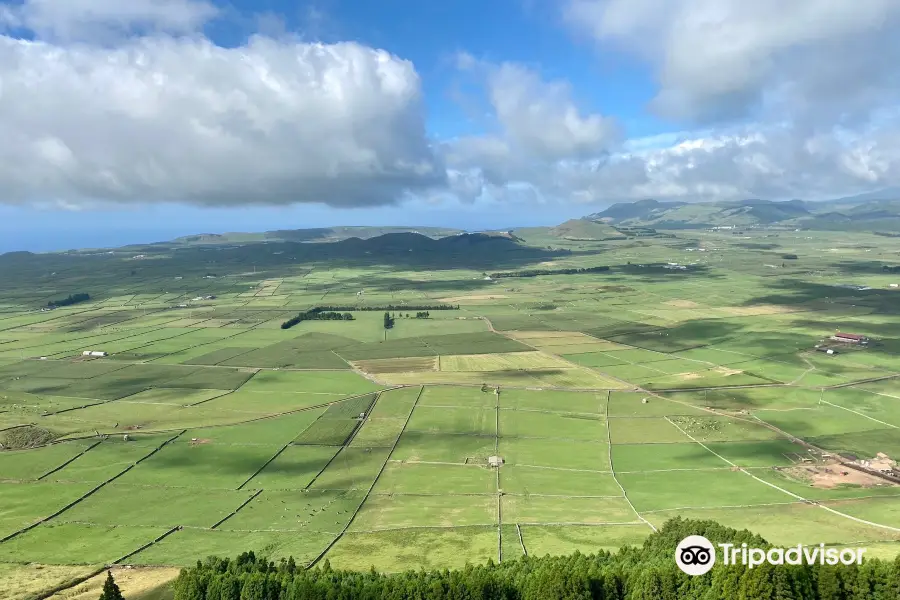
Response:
[3, 222, 900, 580]
[548, 219, 627, 240]
[171, 226, 463, 246]
[587, 196, 900, 231]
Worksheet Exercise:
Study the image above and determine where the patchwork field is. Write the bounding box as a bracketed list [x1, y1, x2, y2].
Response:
[3, 225, 900, 593]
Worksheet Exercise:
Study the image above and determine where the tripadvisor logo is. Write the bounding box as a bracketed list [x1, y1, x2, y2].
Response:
[676, 535, 716, 576]
[676, 536, 867, 575]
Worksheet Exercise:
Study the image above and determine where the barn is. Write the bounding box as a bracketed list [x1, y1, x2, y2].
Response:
[830, 332, 869, 345]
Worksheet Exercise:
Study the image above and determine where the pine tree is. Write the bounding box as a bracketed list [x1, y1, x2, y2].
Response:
[816, 565, 845, 600]
[98, 571, 125, 600]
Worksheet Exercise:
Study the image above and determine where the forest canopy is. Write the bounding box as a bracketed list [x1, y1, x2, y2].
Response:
[172, 518, 900, 600]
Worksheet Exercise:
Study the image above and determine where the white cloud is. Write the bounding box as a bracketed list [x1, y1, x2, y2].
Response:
[0, 0, 219, 41]
[0, 35, 444, 207]
[442, 58, 620, 201]
[488, 63, 620, 160]
[436, 0, 900, 208]
[455, 56, 620, 161]
[548, 125, 900, 203]
[565, 0, 900, 124]
[1, 0, 898, 213]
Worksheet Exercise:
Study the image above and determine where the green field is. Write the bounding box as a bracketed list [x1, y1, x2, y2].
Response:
[2, 225, 900, 579]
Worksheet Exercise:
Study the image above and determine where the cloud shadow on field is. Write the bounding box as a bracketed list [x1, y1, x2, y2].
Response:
[741, 279, 896, 308]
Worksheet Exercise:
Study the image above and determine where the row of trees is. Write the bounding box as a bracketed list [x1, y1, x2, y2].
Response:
[315, 304, 458, 312]
[282, 305, 456, 329]
[170, 518, 900, 600]
[280, 309, 354, 329]
[47, 292, 90, 308]
[489, 266, 610, 279]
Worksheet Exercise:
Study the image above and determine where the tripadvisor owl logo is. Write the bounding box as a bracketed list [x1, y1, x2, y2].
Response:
[675, 535, 716, 576]
[675, 535, 868, 576]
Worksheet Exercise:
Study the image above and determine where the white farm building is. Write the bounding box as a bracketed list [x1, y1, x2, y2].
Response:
[82, 350, 108, 357]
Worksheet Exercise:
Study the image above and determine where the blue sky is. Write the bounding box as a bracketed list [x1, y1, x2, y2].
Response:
[0, 0, 898, 251]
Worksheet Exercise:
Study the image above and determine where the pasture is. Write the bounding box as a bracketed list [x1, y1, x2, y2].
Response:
[2, 225, 900, 596]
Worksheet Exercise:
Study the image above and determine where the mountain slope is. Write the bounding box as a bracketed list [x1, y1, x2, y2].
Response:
[549, 219, 627, 240]
[171, 226, 463, 246]
[586, 196, 900, 230]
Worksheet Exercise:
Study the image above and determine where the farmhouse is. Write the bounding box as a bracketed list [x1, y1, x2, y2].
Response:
[81, 350, 108, 357]
[488, 455, 504, 467]
[830, 332, 869, 345]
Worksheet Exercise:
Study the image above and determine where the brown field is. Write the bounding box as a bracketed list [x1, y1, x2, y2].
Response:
[678, 372, 703, 381]
[49, 566, 180, 600]
[353, 357, 438, 374]
[782, 464, 898, 490]
[722, 304, 800, 316]
[439, 351, 571, 372]
[714, 366, 744, 376]
[665, 300, 702, 308]
[1, 564, 98, 600]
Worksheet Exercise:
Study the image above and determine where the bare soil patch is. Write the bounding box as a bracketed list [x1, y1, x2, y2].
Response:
[678, 372, 702, 381]
[782, 462, 897, 490]
[723, 304, 798, 316]
[665, 300, 701, 308]
[190, 438, 212, 446]
[714, 367, 744, 376]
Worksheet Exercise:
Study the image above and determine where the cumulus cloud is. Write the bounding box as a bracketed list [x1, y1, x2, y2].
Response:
[0, 35, 444, 207]
[0, 0, 898, 212]
[488, 63, 620, 160]
[442, 57, 621, 201]
[0, 0, 219, 41]
[553, 125, 900, 203]
[456, 55, 620, 160]
[436, 0, 900, 208]
[565, 0, 900, 124]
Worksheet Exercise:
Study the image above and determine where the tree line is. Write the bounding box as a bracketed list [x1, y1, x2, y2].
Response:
[281, 305, 457, 329]
[316, 304, 458, 311]
[46, 292, 90, 308]
[489, 266, 610, 279]
[280, 309, 354, 329]
[171, 518, 900, 600]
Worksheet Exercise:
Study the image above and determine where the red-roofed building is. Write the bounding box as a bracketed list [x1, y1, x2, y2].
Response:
[831, 332, 869, 344]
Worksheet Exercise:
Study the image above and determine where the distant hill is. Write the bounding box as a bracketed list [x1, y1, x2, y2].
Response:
[549, 219, 627, 240]
[341, 232, 530, 256]
[585, 195, 900, 231]
[592, 199, 687, 223]
[171, 226, 463, 246]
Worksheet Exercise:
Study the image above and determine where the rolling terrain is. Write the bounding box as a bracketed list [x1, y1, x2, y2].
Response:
[584, 194, 900, 232]
[2, 220, 900, 597]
